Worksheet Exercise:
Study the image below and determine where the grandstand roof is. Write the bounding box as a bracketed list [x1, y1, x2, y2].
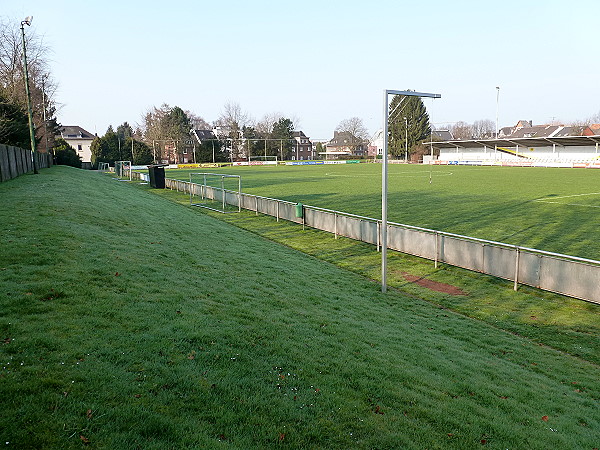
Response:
[426, 135, 600, 150]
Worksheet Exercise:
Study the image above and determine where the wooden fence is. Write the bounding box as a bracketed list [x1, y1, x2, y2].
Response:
[0, 144, 53, 182]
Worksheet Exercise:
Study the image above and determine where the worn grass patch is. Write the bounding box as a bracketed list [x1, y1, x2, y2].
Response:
[1, 167, 599, 449]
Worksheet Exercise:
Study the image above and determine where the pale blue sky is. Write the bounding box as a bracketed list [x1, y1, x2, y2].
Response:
[6, 0, 599, 139]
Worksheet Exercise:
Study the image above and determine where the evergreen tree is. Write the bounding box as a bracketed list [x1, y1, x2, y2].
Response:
[0, 91, 30, 148]
[388, 93, 431, 158]
[53, 138, 82, 168]
[271, 118, 294, 160]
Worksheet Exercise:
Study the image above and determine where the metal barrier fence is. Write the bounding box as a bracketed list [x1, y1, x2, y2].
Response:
[0, 144, 53, 182]
[132, 172, 600, 304]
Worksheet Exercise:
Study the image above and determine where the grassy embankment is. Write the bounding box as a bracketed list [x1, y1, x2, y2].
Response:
[0, 166, 598, 449]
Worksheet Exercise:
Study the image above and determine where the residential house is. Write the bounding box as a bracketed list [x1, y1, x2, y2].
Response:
[368, 130, 384, 158]
[583, 124, 600, 136]
[325, 131, 367, 159]
[499, 121, 583, 139]
[57, 126, 95, 169]
[292, 131, 313, 160]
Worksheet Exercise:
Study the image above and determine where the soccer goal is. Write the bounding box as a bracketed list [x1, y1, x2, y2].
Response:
[115, 161, 132, 180]
[249, 155, 278, 165]
[189, 173, 242, 213]
[98, 162, 110, 172]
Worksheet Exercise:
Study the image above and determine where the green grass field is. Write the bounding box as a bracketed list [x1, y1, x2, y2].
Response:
[1, 167, 599, 448]
[167, 164, 600, 260]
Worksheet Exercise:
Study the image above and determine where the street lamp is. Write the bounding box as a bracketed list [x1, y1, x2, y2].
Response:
[382, 89, 441, 293]
[41, 74, 49, 158]
[496, 86, 500, 138]
[20, 15, 38, 174]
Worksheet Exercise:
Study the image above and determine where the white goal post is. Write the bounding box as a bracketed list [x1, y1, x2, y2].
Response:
[249, 155, 278, 164]
[115, 160, 132, 180]
[189, 172, 242, 213]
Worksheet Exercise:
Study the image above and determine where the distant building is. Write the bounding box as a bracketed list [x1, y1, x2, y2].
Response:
[499, 121, 584, 139]
[57, 126, 95, 169]
[432, 129, 454, 141]
[368, 130, 384, 158]
[292, 131, 313, 160]
[191, 129, 217, 143]
[583, 124, 600, 136]
[325, 131, 367, 159]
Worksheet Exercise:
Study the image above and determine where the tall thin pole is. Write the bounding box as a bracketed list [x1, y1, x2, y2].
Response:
[381, 90, 390, 293]
[41, 74, 48, 156]
[380, 89, 441, 294]
[20, 18, 38, 174]
[496, 86, 500, 138]
[404, 116, 408, 162]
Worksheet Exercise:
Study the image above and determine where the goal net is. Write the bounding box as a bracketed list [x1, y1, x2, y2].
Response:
[98, 162, 110, 172]
[249, 155, 278, 165]
[115, 161, 132, 180]
[189, 173, 242, 213]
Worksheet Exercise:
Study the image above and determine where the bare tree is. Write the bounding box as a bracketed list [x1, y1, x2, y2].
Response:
[186, 110, 211, 130]
[471, 119, 495, 139]
[214, 102, 253, 160]
[215, 102, 252, 137]
[0, 19, 58, 150]
[589, 111, 600, 124]
[334, 117, 370, 156]
[450, 121, 473, 140]
[335, 117, 370, 141]
[255, 112, 283, 136]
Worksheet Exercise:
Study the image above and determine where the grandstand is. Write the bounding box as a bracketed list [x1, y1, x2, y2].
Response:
[427, 134, 600, 167]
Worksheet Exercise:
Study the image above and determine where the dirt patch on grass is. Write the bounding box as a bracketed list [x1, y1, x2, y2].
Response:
[401, 272, 467, 296]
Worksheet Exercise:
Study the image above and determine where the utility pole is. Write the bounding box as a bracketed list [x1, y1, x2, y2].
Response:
[20, 16, 38, 174]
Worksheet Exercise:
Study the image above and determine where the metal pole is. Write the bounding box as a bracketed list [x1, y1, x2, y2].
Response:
[20, 18, 38, 174]
[382, 90, 390, 292]
[41, 75, 48, 157]
[496, 86, 500, 138]
[380, 89, 441, 293]
[221, 176, 225, 212]
[404, 116, 408, 162]
[514, 247, 520, 291]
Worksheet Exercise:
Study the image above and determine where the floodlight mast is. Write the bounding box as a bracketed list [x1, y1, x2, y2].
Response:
[20, 15, 38, 174]
[381, 89, 441, 293]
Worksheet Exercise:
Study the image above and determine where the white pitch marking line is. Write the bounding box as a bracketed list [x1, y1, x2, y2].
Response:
[324, 171, 454, 178]
[537, 192, 600, 200]
[535, 192, 600, 208]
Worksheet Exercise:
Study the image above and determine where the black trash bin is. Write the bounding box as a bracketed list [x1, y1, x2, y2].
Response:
[147, 164, 167, 189]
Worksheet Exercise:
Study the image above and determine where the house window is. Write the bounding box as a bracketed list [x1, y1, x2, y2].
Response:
[77, 145, 82, 151]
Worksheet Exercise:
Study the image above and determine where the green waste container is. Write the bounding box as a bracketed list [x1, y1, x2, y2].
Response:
[295, 203, 304, 218]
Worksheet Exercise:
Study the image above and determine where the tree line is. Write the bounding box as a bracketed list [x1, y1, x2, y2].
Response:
[0, 19, 71, 163]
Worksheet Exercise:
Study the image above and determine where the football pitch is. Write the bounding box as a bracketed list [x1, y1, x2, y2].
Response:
[167, 164, 600, 260]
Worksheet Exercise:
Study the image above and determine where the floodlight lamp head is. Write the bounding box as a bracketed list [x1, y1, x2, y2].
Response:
[22, 16, 33, 26]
